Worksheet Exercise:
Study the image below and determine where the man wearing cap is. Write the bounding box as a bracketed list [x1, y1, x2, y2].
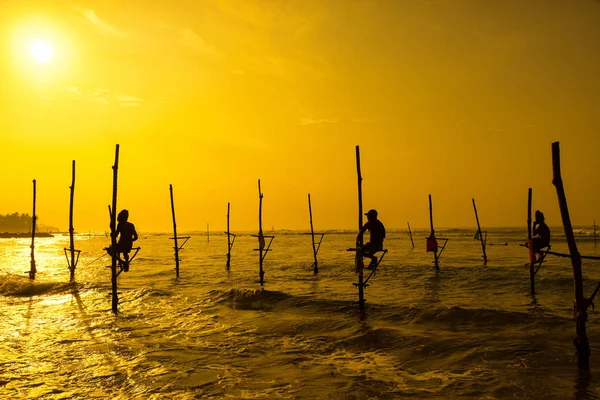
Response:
[357, 209, 386, 268]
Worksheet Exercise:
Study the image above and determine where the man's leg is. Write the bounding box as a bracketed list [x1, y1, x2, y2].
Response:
[122, 252, 130, 272]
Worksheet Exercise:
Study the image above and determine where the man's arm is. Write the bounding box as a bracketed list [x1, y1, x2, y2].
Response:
[132, 224, 138, 242]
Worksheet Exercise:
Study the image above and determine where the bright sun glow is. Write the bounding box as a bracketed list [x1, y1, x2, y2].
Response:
[29, 40, 54, 64]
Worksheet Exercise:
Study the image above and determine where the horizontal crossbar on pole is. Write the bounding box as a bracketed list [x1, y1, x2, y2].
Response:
[544, 250, 600, 261]
[169, 236, 191, 240]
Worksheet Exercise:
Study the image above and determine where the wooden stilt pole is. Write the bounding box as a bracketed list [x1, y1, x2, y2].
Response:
[528, 188, 535, 296]
[68, 161, 78, 282]
[429, 194, 439, 270]
[226, 203, 232, 269]
[355, 146, 365, 311]
[258, 180, 265, 286]
[407, 222, 415, 248]
[594, 220, 597, 247]
[29, 179, 37, 280]
[552, 141, 590, 370]
[308, 194, 319, 274]
[472, 198, 487, 264]
[170, 184, 180, 278]
[110, 144, 120, 314]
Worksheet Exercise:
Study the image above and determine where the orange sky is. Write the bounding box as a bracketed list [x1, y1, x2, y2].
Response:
[1, 1, 599, 232]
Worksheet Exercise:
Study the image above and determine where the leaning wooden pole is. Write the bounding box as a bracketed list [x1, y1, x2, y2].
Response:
[29, 179, 37, 280]
[308, 193, 319, 275]
[552, 141, 589, 370]
[110, 145, 120, 314]
[407, 222, 415, 248]
[429, 194, 439, 270]
[226, 202, 231, 269]
[528, 188, 535, 295]
[355, 146, 365, 311]
[68, 161, 76, 281]
[472, 198, 487, 264]
[170, 184, 180, 278]
[258, 180, 265, 286]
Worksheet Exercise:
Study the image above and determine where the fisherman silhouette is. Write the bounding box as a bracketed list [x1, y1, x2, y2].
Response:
[357, 209, 386, 268]
[531, 210, 550, 256]
[108, 209, 138, 272]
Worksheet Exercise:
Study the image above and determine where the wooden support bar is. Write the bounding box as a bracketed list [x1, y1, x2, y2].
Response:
[29, 179, 37, 280]
[407, 222, 415, 248]
[308, 193, 319, 274]
[110, 144, 120, 314]
[552, 141, 589, 370]
[170, 184, 180, 278]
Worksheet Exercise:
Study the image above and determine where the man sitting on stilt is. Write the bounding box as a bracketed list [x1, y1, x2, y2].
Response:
[108, 209, 138, 272]
[357, 209, 386, 269]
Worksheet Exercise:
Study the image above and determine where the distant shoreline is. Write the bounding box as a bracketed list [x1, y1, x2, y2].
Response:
[0, 232, 54, 238]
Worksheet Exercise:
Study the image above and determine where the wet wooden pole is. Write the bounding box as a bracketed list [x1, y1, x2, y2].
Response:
[429, 194, 439, 270]
[68, 161, 77, 281]
[528, 188, 535, 295]
[226, 203, 232, 269]
[407, 222, 415, 248]
[472, 198, 487, 264]
[29, 179, 37, 280]
[355, 146, 365, 311]
[552, 141, 590, 370]
[110, 144, 120, 314]
[258, 180, 265, 286]
[308, 193, 319, 275]
[170, 184, 180, 278]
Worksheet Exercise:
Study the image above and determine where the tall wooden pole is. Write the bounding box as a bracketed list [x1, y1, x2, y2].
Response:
[226, 202, 231, 269]
[29, 179, 37, 280]
[407, 222, 415, 248]
[170, 184, 180, 278]
[472, 198, 487, 264]
[355, 146, 365, 310]
[429, 194, 439, 270]
[110, 145, 120, 314]
[552, 141, 589, 370]
[528, 188, 535, 295]
[308, 193, 319, 274]
[68, 161, 76, 282]
[258, 180, 265, 286]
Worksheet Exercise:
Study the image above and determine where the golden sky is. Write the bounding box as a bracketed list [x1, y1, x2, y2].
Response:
[1, 0, 599, 232]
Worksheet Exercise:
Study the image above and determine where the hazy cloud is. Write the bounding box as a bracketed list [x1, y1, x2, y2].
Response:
[298, 117, 339, 126]
[75, 7, 127, 38]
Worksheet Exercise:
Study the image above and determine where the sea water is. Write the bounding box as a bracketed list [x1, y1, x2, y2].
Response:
[1, 228, 600, 399]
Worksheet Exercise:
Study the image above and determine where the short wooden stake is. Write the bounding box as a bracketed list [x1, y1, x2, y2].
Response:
[472, 198, 487, 264]
[407, 222, 415, 248]
[594, 220, 597, 247]
[552, 141, 590, 370]
[29, 179, 37, 280]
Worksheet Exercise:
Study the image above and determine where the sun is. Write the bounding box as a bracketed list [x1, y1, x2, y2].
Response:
[29, 40, 54, 64]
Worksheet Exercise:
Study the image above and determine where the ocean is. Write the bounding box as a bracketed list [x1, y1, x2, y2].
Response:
[2, 227, 600, 399]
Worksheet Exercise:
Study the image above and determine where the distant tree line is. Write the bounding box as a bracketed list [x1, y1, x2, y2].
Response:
[0, 213, 36, 232]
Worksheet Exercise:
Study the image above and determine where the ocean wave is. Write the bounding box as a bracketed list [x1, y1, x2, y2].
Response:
[0, 273, 76, 296]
